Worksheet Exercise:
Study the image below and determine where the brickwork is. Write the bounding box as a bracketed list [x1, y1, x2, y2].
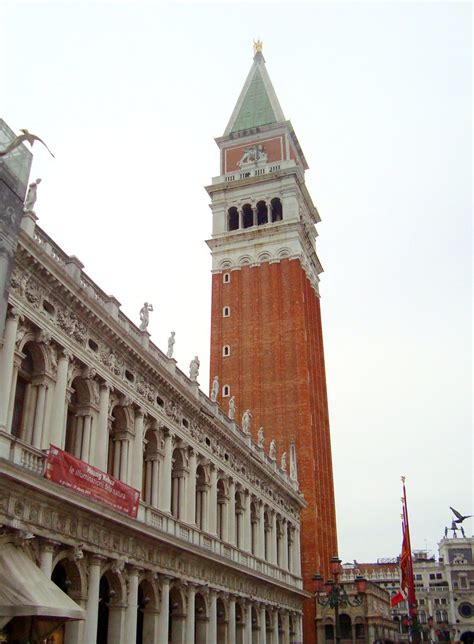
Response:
[210, 258, 338, 644]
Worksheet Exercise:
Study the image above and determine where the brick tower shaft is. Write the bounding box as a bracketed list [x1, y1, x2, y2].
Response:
[206, 45, 338, 643]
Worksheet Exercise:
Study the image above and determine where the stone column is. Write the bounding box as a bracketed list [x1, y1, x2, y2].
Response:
[74, 416, 84, 458]
[84, 556, 103, 644]
[49, 348, 72, 449]
[281, 520, 288, 570]
[32, 383, 47, 448]
[94, 382, 111, 471]
[151, 458, 159, 507]
[159, 431, 173, 513]
[294, 526, 301, 576]
[295, 613, 303, 643]
[185, 583, 196, 643]
[243, 492, 252, 553]
[258, 503, 265, 559]
[81, 414, 92, 462]
[228, 595, 236, 644]
[157, 575, 171, 643]
[208, 589, 217, 644]
[125, 567, 139, 644]
[282, 612, 290, 644]
[0, 309, 20, 432]
[6, 354, 20, 433]
[186, 448, 197, 524]
[113, 439, 121, 478]
[131, 409, 145, 491]
[119, 438, 129, 482]
[271, 513, 278, 565]
[272, 610, 280, 644]
[259, 605, 267, 644]
[228, 479, 235, 545]
[244, 601, 252, 644]
[39, 540, 55, 577]
[178, 472, 187, 521]
[201, 483, 209, 532]
[219, 498, 228, 542]
[368, 624, 376, 643]
[208, 465, 218, 535]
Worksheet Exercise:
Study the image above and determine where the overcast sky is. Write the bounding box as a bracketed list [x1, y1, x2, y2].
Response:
[2, 1, 471, 563]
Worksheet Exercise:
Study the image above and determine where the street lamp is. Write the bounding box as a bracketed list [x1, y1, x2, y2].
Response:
[313, 556, 367, 644]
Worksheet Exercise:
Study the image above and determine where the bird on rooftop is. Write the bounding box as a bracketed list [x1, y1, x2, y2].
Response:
[450, 507, 472, 524]
[0, 128, 55, 158]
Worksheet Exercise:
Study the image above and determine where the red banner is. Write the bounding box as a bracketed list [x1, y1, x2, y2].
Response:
[45, 445, 140, 518]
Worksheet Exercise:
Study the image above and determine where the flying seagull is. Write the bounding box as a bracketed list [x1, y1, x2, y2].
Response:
[0, 128, 55, 158]
[450, 507, 472, 524]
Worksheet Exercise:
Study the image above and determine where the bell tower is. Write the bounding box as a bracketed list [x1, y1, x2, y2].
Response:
[206, 43, 338, 643]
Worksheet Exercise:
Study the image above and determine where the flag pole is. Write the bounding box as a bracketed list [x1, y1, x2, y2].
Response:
[401, 476, 419, 642]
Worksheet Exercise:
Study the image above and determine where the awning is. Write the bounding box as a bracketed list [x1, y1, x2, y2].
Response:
[0, 542, 85, 621]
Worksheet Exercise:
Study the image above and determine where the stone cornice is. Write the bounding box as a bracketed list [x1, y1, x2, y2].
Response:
[0, 464, 308, 607]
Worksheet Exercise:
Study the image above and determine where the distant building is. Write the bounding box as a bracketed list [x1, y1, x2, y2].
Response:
[340, 536, 474, 643]
[315, 579, 398, 644]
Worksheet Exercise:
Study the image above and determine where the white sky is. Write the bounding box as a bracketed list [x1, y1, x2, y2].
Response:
[2, 1, 471, 563]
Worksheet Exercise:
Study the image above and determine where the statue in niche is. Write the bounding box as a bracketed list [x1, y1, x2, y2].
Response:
[269, 439, 276, 461]
[24, 178, 42, 213]
[228, 396, 236, 420]
[189, 356, 200, 381]
[281, 452, 287, 471]
[139, 302, 153, 331]
[257, 427, 264, 449]
[242, 409, 252, 435]
[210, 375, 219, 401]
[167, 331, 175, 358]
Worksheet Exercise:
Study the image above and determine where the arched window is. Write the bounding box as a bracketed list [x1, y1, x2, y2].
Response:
[195, 593, 208, 642]
[271, 197, 283, 222]
[107, 406, 129, 481]
[223, 306, 230, 317]
[11, 346, 35, 440]
[228, 207, 239, 231]
[256, 200, 268, 225]
[223, 272, 231, 283]
[242, 203, 254, 229]
[355, 623, 366, 639]
[171, 449, 186, 520]
[195, 464, 207, 530]
[66, 376, 94, 462]
[339, 614, 352, 640]
[142, 429, 159, 507]
[222, 345, 230, 357]
[222, 384, 230, 397]
[325, 624, 334, 641]
[11, 342, 48, 448]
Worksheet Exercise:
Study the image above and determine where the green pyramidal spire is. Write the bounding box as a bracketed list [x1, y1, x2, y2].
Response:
[224, 45, 286, 135]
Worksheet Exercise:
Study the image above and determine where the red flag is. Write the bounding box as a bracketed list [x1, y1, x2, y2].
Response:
[400, 520, 411, 595]
[390, 590, 405, 607]
[400, 477, 417, 617]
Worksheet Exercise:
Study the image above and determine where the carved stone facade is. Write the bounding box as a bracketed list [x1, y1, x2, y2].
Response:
[0, 208, 306, 643]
